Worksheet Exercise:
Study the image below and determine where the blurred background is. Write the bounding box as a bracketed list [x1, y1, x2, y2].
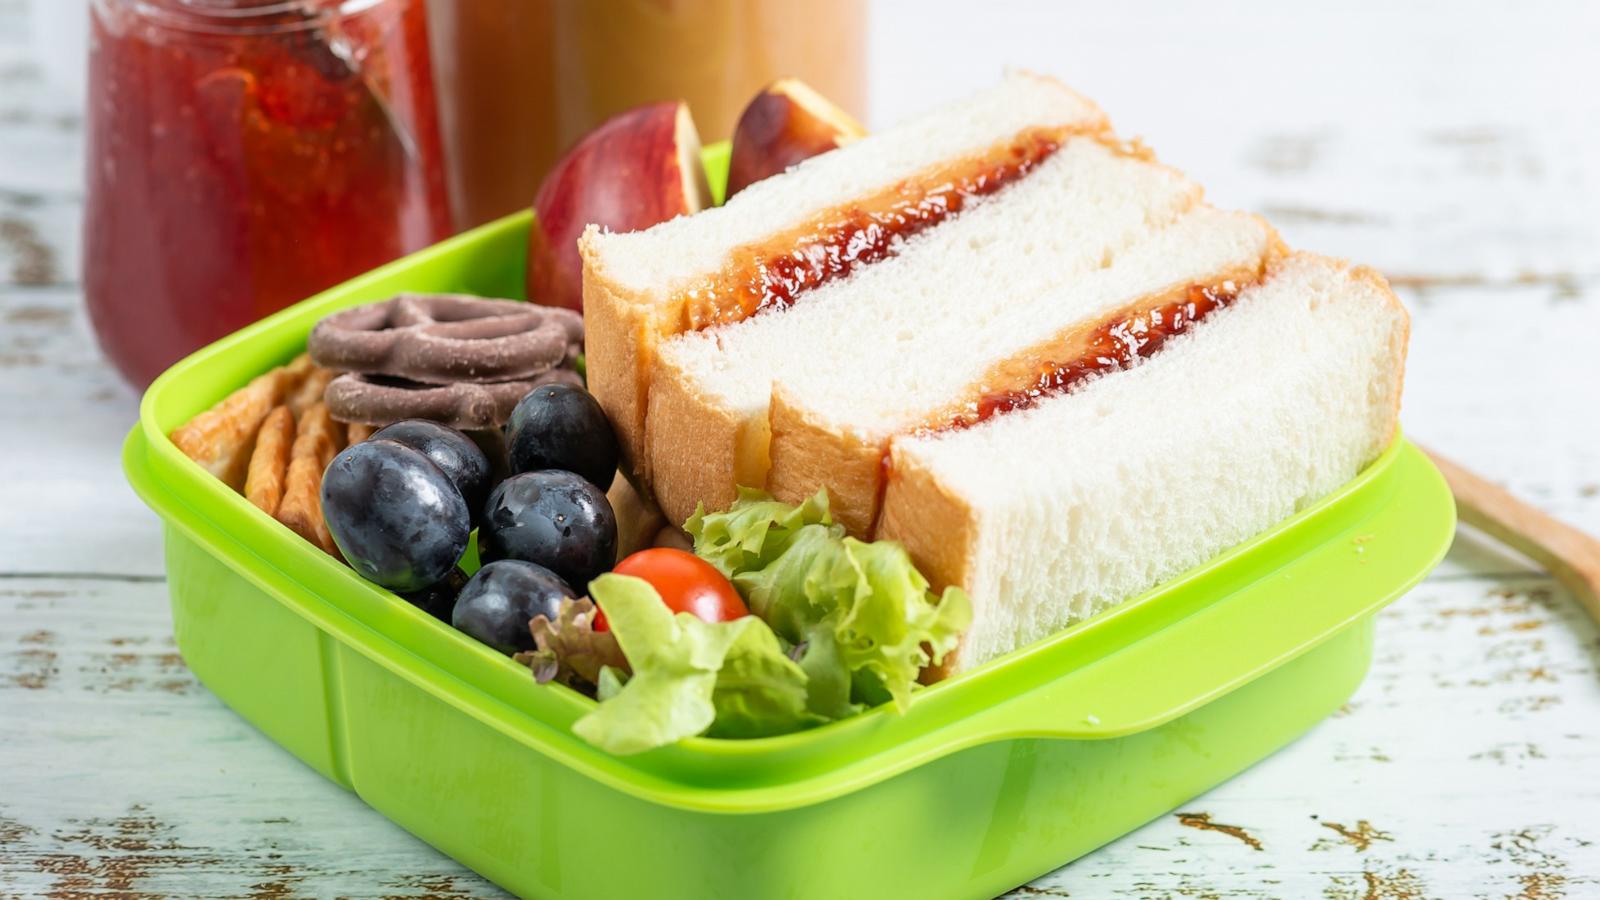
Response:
[3, 1, 1597, 896]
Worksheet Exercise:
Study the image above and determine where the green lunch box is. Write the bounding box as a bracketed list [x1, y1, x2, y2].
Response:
[124, 147, 1456, 900]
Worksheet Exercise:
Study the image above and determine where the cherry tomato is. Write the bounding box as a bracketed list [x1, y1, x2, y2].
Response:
[595, 548, 748, 631]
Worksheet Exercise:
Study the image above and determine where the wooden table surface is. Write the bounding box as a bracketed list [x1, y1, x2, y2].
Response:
[3, 1, 1598, 897]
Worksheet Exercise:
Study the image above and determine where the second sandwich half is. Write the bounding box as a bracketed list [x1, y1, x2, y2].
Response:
[580, 72, 1408, 675]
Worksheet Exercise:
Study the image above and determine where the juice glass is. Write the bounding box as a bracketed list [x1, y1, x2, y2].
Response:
[427, 0, 867, 230]
[85, 0, 451, 387]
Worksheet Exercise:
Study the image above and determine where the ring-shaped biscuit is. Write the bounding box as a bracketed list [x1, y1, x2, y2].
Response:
[325, 369, 584, 431]
[309, 294, 583, 385]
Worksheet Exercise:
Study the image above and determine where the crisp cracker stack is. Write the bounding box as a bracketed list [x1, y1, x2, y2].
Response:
[170, 355, 361, 559]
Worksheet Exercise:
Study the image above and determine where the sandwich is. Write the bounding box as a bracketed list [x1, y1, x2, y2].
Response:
[582, 70, 1116, 513]
[580, 72, 1408, 675]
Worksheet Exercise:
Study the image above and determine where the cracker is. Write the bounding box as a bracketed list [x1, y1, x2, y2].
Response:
[344, 422, 376, 445]
[169, 353, 311, 490]
[243, 405, 295, 515]
[275, 402, 346, 557]
[608, 476, 667, 561]
[286, 365, 337, 417]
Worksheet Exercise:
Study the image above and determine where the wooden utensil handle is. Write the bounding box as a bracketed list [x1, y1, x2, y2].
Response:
[1423, 447, 1600, 625]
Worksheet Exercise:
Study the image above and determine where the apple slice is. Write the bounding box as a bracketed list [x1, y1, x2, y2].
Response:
[528, 101, 712, 312]
[725, 78, 866, 197]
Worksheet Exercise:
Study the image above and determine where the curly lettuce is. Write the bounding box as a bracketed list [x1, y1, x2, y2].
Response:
[514, 597, 626, 691]
[571, 490, 970, 754]
[574, 574, 818, 754]
[699, 489, 971, 713]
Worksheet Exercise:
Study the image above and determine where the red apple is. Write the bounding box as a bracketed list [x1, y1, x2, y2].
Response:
[528, 101, 712, 312]
[725, 78, 866, 197]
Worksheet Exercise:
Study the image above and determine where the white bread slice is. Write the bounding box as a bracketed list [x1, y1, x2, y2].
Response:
[580, 72, 1109, 477]
[650, 139, 1217, 531]
[759, 207, 1280, 534]
[877, 252, 1409, 673]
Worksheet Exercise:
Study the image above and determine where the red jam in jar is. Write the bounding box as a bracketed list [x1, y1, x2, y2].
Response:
[84, 0, 451, 387]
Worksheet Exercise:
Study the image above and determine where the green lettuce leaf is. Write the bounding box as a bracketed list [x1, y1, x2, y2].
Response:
[793, 619, 859, 720]
[574, 574, 820, 754]
[706, 620, 822, 739]
[574, 491, 972, 754]
[689, 489, 972, 714]
[596, 665, 627, 701]
[573, 575, 737, 755]
[685, 486, 833, 578]
[837, 537, 971, 709]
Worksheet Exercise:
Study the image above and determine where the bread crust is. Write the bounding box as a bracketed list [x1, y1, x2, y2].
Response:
[875, 441, 982, 674]
[1264, 250, 1410, 449]
[766, 385, 887, 538]
[1348, 261, 1411, 448]
[644, 353, 751, 528]
[579, 227, 662, 480]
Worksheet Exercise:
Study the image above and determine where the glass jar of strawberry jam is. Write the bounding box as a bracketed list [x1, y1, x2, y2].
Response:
[84, 0, 450, 387]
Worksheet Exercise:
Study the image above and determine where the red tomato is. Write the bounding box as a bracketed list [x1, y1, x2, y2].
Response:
[595, 548, 749, 631]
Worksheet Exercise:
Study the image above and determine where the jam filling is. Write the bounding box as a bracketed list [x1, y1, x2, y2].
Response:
[933, 280, 1246, 433]
[677, 126, 1074, 332]
[869, 272, 1265, 537]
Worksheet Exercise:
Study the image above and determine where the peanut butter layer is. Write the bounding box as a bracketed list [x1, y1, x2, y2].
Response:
[674, 125, 1092, 333]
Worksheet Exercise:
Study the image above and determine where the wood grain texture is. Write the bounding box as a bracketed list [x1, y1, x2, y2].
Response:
[3, 0, 1599, 896]
[1426, 448, 1600, 627]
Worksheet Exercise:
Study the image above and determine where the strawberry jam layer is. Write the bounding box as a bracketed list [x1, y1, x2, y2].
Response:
[933, 279, 1250, 433]
[676, 126, 1075, 332]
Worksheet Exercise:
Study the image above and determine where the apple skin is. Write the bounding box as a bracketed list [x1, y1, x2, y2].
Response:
[528, 101, 711, 312]
[725, 78, 866, 197]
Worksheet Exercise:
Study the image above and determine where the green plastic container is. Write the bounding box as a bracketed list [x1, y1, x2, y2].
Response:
[124, 149, 1455, 898]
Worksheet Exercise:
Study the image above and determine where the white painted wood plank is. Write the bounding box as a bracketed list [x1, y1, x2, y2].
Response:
[0, 285, 160, 578]
[867, 0, 1600, 279]
[1401, 283, 1600, 532]
[0, 577, 507, 899]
